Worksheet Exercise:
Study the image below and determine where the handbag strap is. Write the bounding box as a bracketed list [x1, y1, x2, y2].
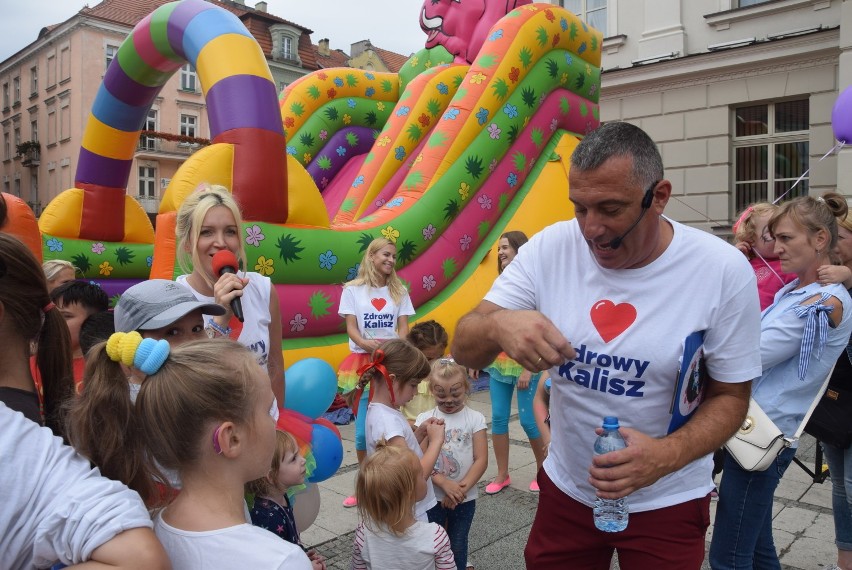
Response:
[791, 362, 837, 440]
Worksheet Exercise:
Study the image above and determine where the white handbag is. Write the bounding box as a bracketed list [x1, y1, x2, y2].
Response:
[725, 398, 788, 472]
[725, 365, 835, 472]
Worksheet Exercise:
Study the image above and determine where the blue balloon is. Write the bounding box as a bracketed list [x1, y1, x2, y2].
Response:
[284, 358, 338, 419]
[308, 424, 344, 483]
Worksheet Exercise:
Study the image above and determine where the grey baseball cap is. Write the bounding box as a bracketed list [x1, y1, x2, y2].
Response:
[114, 279, 226, 333]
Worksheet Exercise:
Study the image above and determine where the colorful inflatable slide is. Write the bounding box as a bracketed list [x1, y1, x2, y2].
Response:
[18, 0, 601, 369]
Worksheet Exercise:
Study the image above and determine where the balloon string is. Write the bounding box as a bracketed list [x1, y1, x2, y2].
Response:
[751, 248, 785, 286]
[668, 196, 727, 228]
[772, 141, 844, 204]
[668, 140, 845, 230]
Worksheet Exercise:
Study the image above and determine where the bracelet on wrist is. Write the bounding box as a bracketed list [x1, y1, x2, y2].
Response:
[206, 321, 233, 338]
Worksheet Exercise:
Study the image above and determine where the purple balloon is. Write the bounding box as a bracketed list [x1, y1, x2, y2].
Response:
[832, 86, 852, 143]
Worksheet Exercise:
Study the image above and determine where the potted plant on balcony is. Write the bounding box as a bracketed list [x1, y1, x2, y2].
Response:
[16, 140, 40, 166]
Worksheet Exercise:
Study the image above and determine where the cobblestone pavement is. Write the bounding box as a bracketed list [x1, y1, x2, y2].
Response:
[302, 390, 840, 570]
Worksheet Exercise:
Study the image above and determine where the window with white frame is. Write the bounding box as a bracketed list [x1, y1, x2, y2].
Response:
[282, 36, 293, 60]
[105, 45, 118, 71]
[13, 178, 20, 197]
[60, 46, 70, 82]
[180, 64, 197, 92]
[733, 99, 809, 214]
[30, 66, 37, 95]
[179, 114, 197, 139]
[3, 132, 9, 160]
[30, 119, 37, 142]
[59, 96, 70, 141]
[47, 108, 56, 145]
[138, 165, 157, 198]
[30, 172, 38, 206]
[561, 0, 606, 35]
[12, 77, 20, 105]
[13, 126, 20, 148]
[141, 109, 157, 150]
[46, 54, 56, 87]
[2, 83, 8, 109]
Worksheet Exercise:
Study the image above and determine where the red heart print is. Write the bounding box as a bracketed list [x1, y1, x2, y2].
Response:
[590, 300, 637, 343]
[371, 298, 387, 311]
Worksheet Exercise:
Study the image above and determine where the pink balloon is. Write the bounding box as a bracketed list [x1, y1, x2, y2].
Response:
[832, 86, 852, 143]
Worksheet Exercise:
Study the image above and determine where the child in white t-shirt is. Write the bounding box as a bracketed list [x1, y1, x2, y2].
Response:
[358, 339, 445, 522]
[353, 441, 457, 570]
[338, 237, 415, 508]
[68, 335, 312, 570]
[401, 320, 449, 426]
[415, 359, 488, 570]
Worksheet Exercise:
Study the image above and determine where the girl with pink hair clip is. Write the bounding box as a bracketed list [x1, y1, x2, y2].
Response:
[733, 202, 796, 310]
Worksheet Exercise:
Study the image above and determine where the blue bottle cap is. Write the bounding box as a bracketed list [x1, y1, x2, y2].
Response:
[602, 416, 619, 429]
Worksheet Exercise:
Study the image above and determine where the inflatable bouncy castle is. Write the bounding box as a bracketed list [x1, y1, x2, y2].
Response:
[24, 0, 602, 369]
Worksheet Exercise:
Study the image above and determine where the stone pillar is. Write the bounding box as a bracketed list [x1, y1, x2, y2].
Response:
[637, 0, 685, 60]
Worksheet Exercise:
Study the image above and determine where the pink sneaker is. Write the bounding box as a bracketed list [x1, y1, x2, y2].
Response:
[529, 480, 540, 492]
[485, 477, 511, 494]
[342, 495, 357, 508]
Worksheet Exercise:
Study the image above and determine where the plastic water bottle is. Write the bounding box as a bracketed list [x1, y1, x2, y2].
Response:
[593, 416, 629, 532]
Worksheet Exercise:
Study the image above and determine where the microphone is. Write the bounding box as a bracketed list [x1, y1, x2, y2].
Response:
[607, 182, 658, 250]
[211, 250, 244, 323]
[608, 209, 648, 250]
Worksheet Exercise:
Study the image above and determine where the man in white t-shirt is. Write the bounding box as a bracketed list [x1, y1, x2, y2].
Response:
[452, 122, 762, 569]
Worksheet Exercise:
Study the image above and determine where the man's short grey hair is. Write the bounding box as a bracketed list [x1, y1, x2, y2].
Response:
[570, 122, 664, 189]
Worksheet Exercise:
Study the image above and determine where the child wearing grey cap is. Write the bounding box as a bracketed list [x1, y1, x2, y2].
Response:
[82, 279, 229, 491]
[114, 279, 226, 342]
[113, 280, 226, 402]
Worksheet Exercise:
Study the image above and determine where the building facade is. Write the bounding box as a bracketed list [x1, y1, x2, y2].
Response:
[0, 0, 318, 217]
[348, 40, 412, 73]
[553, 0, 852, 235]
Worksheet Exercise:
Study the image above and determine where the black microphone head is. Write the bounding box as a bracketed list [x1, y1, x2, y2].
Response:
[608, 236, 624, 250]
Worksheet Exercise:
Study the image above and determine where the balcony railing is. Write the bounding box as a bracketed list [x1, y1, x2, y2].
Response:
[136, 131, 210, 156]
[16, 140, 40, 167]
[135, 195, 160, 214]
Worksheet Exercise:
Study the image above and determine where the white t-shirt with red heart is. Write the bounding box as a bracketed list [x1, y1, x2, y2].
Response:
[339, 284, 415, 353]
[485, 218, 762, 512]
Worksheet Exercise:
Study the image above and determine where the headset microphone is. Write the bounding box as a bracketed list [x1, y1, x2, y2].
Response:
[607, 181, 658, 250]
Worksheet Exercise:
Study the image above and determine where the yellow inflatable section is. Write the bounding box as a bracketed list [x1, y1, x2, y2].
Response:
[161, 149, 330, 228]
[281, 132, 578, 368]
[39, 189, 154, 243]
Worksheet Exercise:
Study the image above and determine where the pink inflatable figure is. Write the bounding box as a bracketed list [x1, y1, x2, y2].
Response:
[420, 0, 533, 64]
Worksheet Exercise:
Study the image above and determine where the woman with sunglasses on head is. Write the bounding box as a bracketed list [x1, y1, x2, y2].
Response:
[809, 211, 852, 570]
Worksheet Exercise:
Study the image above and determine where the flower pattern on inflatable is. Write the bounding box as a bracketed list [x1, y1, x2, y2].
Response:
[36, 0, 602, 348]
